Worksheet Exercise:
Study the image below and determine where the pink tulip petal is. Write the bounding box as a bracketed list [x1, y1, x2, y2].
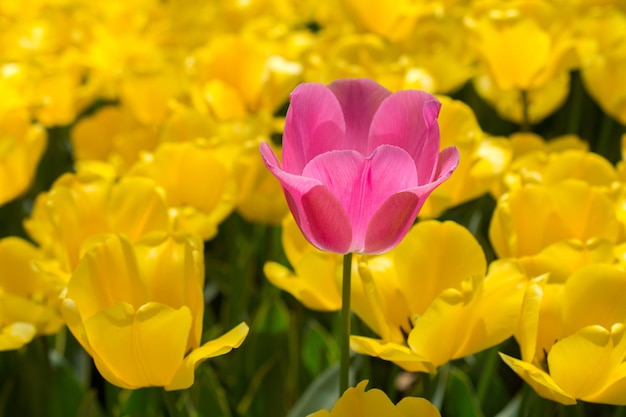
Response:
[260, 142, 283, 169]
[261, 143, 353, 253]
[302, 145, 417, 252]
[432, 146, 460, 182]
[364, 192, 421, 254]
[300, 186, 354, 253]
[328, 79, 392, 155]
[282, 83, 346, 174]
[369, 91, 442, 182]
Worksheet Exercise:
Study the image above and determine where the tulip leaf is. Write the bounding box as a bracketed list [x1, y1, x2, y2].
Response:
[117, 387, 163, 417]
[192, 365, 233, 417]
[47, 363, 103, 417]
[301, 319, 340, 378]
[444, 367, 486, 417]
[494, 394, 521, 417]
[236, 295, 292, 417]
[286, 362, 340, 417]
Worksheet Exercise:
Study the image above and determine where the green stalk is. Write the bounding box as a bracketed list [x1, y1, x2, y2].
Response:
[340, 253, 353, 395]
[520, 90, 531, 132]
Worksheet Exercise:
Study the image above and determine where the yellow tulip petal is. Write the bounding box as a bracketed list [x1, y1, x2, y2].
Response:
[308, 380, 441, 417]
[263, 258, 341, 311]
[490, 181, 619, 258]
[513, 272, 548, 363]
[499, 353, 576, 405]
[83, 302, 192, 389]
[166, 322, 249, 390]
[60, 297, 94, 357]
[334, 380, 399, 416]
[563, 264, 626, 335]
[392, 220, 486, 315]
[549, 325, 626, 400]
[587, 362, 626, 405]
[459, 261, 529, 358]
[0, 111, 47, 205]
[354, 258, 411, 343]
[475, 18, 551, 90]
[0, 323, 36, 351]
[108, 177, 170, 240]
[135, 233, 205, 348]
[395, 397, 441, 417]
[350, 336, 435, 373]
[523, 238, 615, 283]
[68, 234, 147, 319]
[534, 284, 565, 365]
[543, 150, 618, 188]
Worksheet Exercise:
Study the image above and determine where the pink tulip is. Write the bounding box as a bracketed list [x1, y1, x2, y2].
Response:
[260, 79, 459, 254]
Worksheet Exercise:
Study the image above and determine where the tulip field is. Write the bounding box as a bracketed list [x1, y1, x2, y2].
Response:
[2, 1, 626, 416]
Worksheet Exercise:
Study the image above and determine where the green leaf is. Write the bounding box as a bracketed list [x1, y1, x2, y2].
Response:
[494, 394, 521, 417]
[443, 366, 485, 417]
[301, 319, 339, 378]
[191, 365, 233, 417]
[287, 362, 340, 417]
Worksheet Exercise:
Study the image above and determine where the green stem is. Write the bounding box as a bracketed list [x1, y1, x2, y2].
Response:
[596, 114, 615, 161]
[476, 346, 499, 407]
[161, 389, 182, 417]
[520, 90, 531, 132]
[340, 253, 353, 395]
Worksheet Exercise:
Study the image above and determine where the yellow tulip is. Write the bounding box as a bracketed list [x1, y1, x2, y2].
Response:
[466, 1, 578, 91]
[235, 141, 290, 225]
[491, 133, 601, 198]
[0, 237, 65, 350]
[419, 96, 512, 218]
[308, 380, 441, 417]
[128, 140, 236, 240]
[303, 32, 437, 93]
[71, 106, 159, 174]
[465, 1, 578, 123]
[0, 109, 47, 205]
[60, 233, 249, 390]
[501, 264, 626, 405]
[264, 215, 342, 311]
[339, 0, 420, 41]
[472, 71, 570, 124]
[190, 34, 301, 119]
[578, 5, 626, 124]
[24, 170, 170, 272]
[350, 221, 530, 372]
[489, 180, 619, 260]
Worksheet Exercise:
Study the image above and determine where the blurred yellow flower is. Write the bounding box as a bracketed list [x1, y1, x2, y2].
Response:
[489, 179, 623, 282]
[396, 13, 477, 94]
[264, 215, 341, 311]
[25, 170, 170, 272]
[578, 5, 626, 124]
[308, 380, 441, 417]
[501, 264, 626, 405]
[466, 1, 578, 123]
[0, 110, 47, 206]
[0, 237, 65, 350]
[71, 105, 159, 173]
[304, 32, 437, 93]
[189, 34, 301, 120]
[350, 221, 529, 372]
[339, 0, 421, 41]
[419, 96, 512, 218]
[128, 140, 236, 240]
[60, 233, 249, 390]
[472, 71, 570, 124]
[235, 142, 289, 225]
[466, 1, 577, 91]
[492, 133, 617, 197]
